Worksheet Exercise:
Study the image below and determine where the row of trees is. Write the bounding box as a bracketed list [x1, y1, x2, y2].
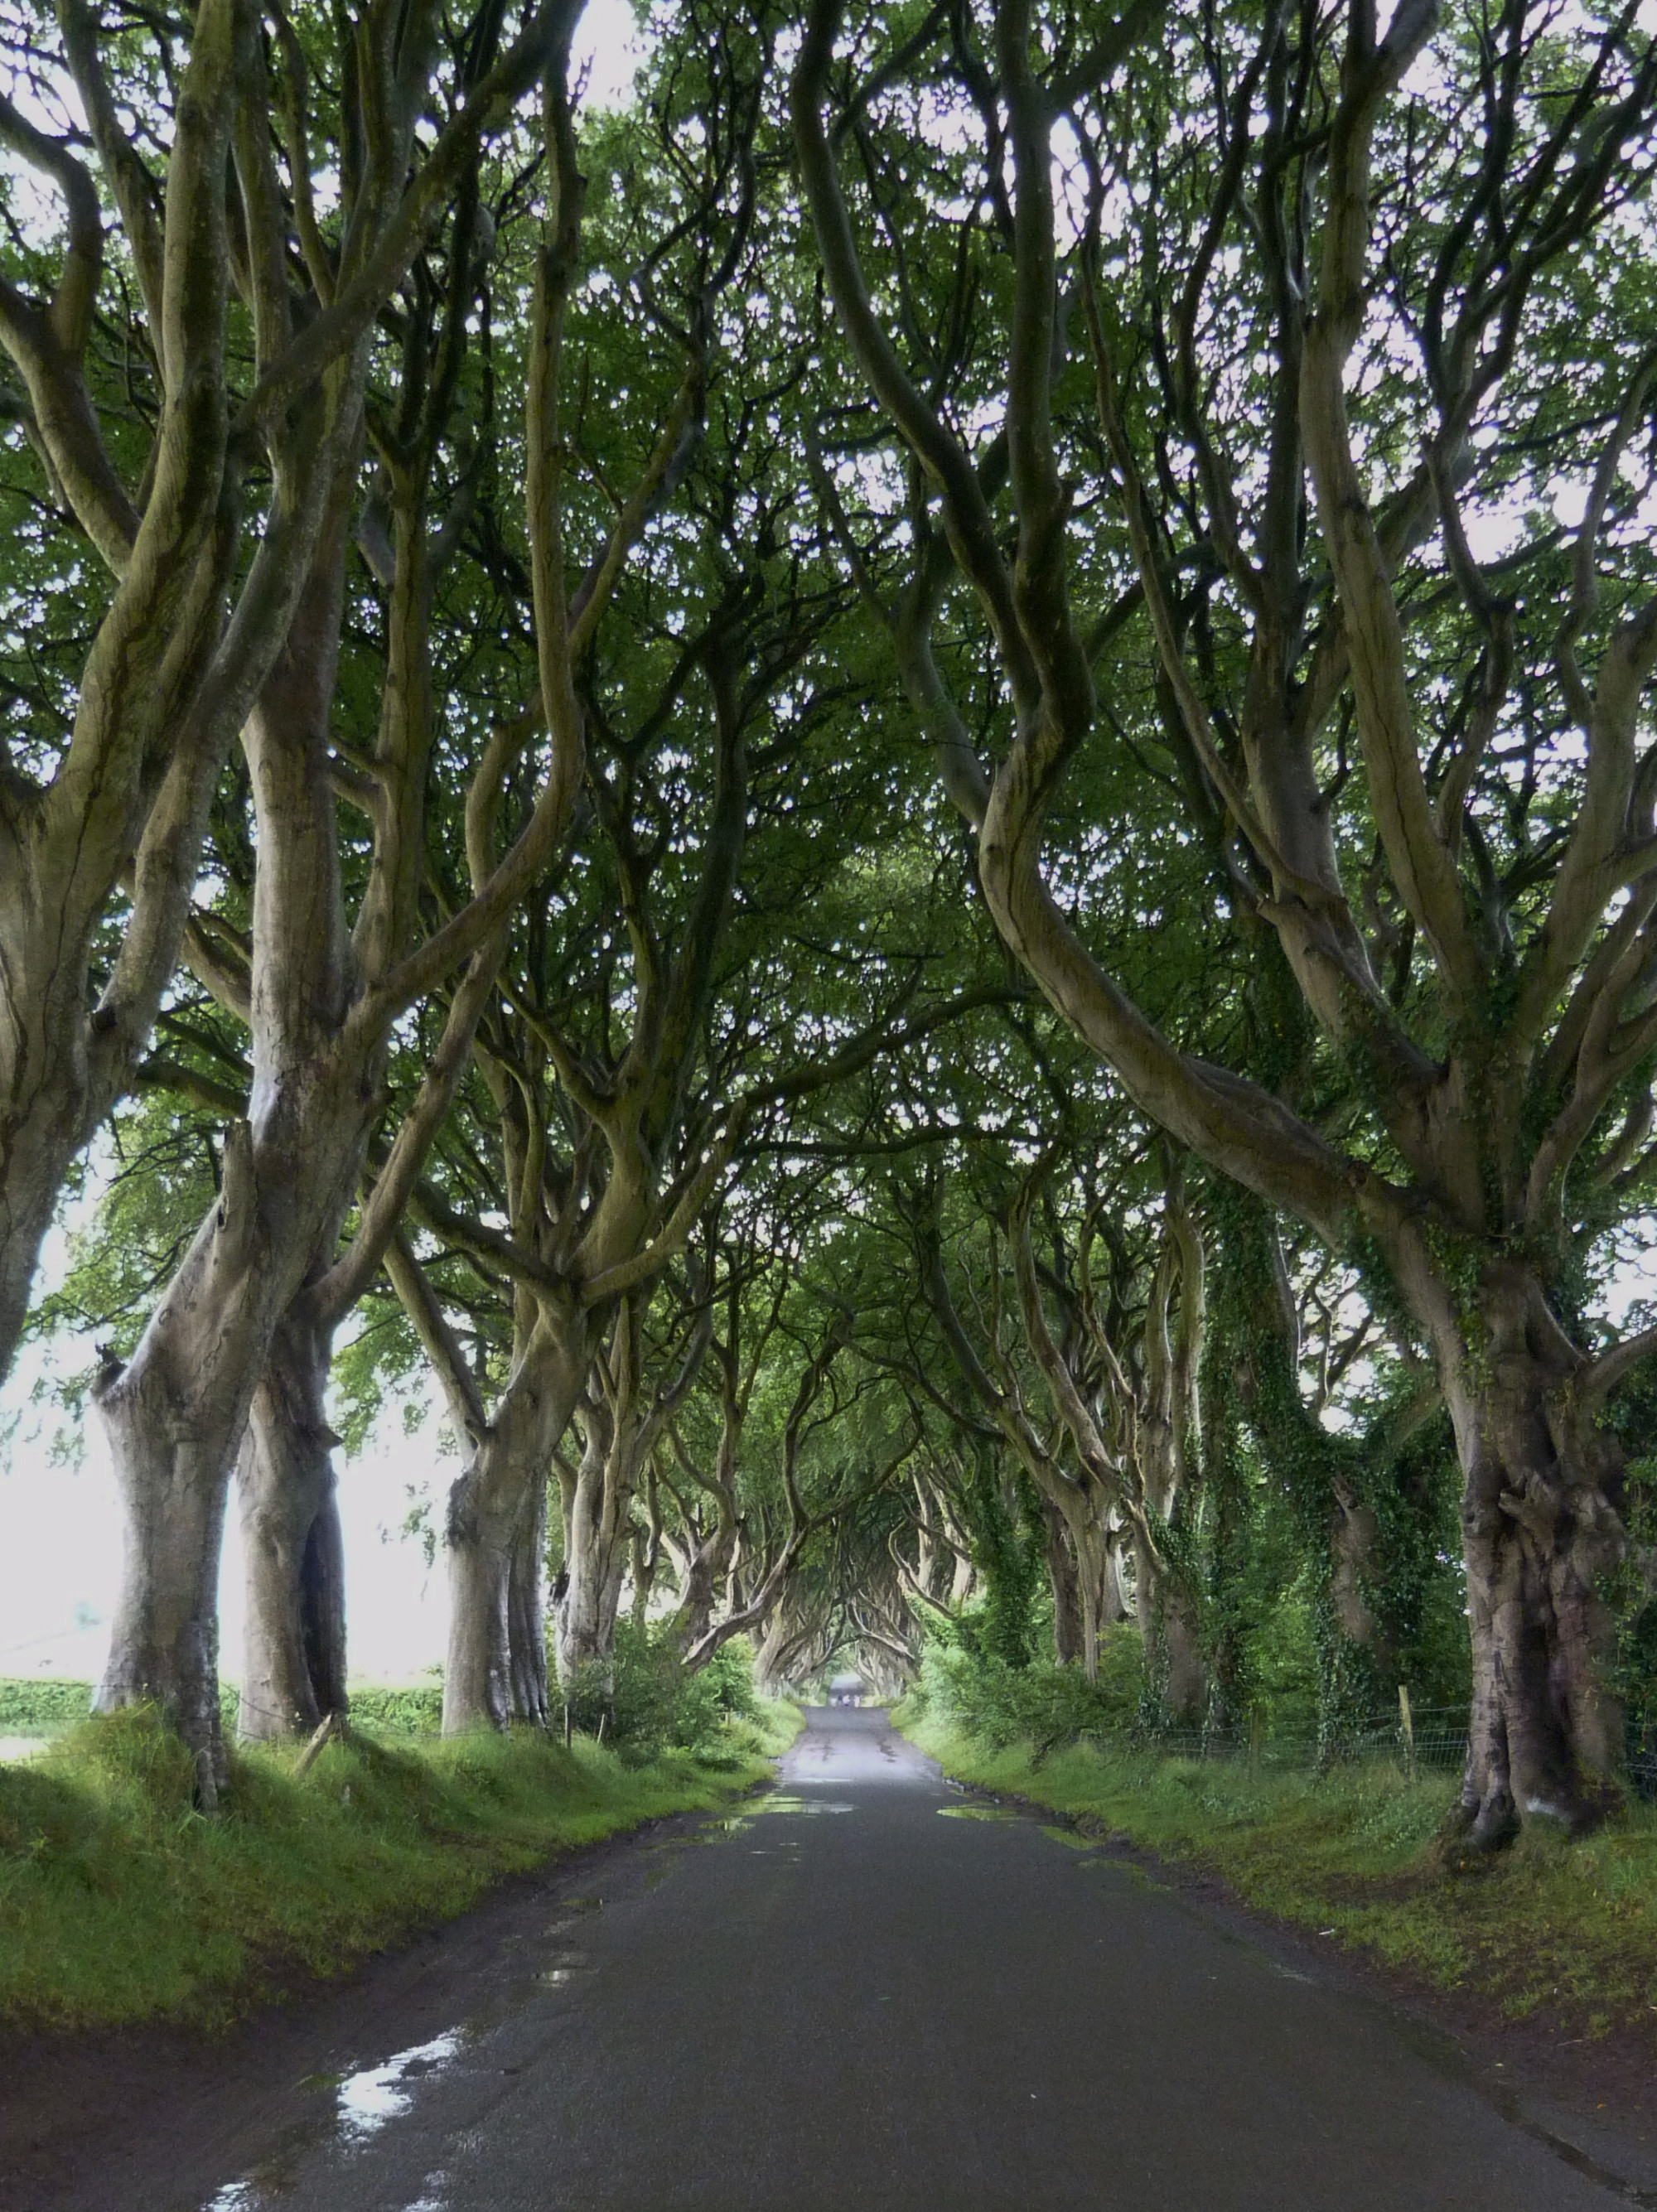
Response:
[2, 0, 1655, 1843]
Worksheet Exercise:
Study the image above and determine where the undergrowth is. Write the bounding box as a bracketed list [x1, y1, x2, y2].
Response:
[898, 1706, 1657, 2044]
[0, 1678, 448, 1741]
[0, 1696, 800, 2031]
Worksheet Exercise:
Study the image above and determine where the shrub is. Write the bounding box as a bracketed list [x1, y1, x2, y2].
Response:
[0, 1678, 96, 1736]
[588, 1621, 761, 1760]
[906, 1624, 1144, 1752]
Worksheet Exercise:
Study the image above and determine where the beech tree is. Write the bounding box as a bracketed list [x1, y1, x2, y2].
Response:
[12, 0, 1655, 1824]
[0, 0, 572, 1389]
[796, 0, 1657, 1838]
[83, 2, 701, 1781]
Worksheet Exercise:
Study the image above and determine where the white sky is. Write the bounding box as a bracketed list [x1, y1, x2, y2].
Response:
[573, 0, 646, 109]
[0, 1196, 458, 1686]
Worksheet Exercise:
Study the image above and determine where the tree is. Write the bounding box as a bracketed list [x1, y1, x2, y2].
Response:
[796, 0, 1657, 1839]
[0, 0, 569, 1388]
[89, 7, 671, 1781]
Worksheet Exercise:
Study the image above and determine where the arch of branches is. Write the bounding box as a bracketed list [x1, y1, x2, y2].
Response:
[2, 0, 1656, 1845]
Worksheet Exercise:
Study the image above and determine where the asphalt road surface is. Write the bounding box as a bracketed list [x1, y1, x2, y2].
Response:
[7, 1706, 1656, 2211]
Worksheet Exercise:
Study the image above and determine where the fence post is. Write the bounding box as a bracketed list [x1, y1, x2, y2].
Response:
[1249, 1705, 1264, 1771]
[564, 1702, 573, 1751]
[1398, 1683, 1415, 1782]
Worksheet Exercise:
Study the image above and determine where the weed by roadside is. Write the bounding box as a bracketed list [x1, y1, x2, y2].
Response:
[0, 1698, 800, 2032]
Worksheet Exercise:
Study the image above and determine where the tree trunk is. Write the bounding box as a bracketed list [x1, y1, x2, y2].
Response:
[1447, 1269, 1626, 1844]
[507, 1478, 550, 1726]
[553, 1397, 634, 1698]
[443, 1310, 586, 1733]
[670, 1522, 739, 1658]
[1046, 1490, 1117, 1684]
[236, 1307, 347, 1741]
[1132, 1534, 1207, 1727]
[753, 1606, 796, 1694]
[1037, 1495, 1084, 1666]
[949, 1544, 976, 1609]
[93, 1128, 273, 1797]
[301, 1481, 349, 1725]
[445, 1504, 516, 1733]
[91, 516, 362, 1783]
[1102, 1529, 1130, 1626]
[93, 1344, 235, 1802]
[0, 1068, 86, 1389]
[1329, 1478, 1389, 1669]
[447, 1466, 548, 1731]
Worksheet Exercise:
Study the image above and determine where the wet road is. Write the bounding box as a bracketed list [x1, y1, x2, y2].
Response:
[7, 1706, 1655, 2210]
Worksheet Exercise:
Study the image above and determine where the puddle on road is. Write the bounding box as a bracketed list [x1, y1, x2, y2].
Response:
[538, 1943, 601, 1988]
[636, 1794, 845, 1884]
[397, 2182, 450, 2212]
[335, 2031, 466, 2143]
[201, 2150, 302, 2208]
[196, 1794, 861, 2203]
[201, 2031, 470, 2204]
[755, 1794, 855, 1814]
[937, 1805, 1018, 1822]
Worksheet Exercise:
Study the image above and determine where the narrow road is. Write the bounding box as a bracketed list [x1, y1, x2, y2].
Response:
[7, 1707, 1655, 2210]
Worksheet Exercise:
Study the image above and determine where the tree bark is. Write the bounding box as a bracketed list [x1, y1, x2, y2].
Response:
[669, 1521, 740, 1659]
[1036, 1492, 1084, 1666]
[752, 1607, 796, 1695]
[442, 1307, 588, 1732]
[1329, 1479, 1389, 1666]
[94, 1335, 234, 1802]
[236, 1305, 346, 1741]
[554, 1388, 636, 1698]
[507, 1477, 550, 1727]
[1445, 1268, 1626, 1843]
[92, 508, 364, 1782]
[1133, 1533, 1206, 1727]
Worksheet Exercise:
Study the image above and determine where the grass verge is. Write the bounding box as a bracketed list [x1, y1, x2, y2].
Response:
[0, 1698, 800, 2032]
[899, 1707, 1657, 2043]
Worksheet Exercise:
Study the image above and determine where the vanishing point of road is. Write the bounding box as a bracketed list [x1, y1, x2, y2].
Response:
[7, 1707, 1656, 2210]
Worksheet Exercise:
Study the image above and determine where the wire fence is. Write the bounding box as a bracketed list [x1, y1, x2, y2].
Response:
[1090, 1703, 1657, 1802]
[1106, 1702, 1471, 1780]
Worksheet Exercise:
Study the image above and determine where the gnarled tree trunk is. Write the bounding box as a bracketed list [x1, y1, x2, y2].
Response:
[1036, 1491, 1084, 1667]
[1133, 1536, 1206, 1728]
[93, 512, 364, 1786]
[1329, 1477, 1389, 1668]
[94, 1328, 238, 1800]
[236, 1304, 347, 1741]
[443, 1308, 588, 1732]
[669, 1519, 740, 1659]
[1444, 1268, 1626, 1845]
[554, 1384, 639, 1697]
[507, 1478, 551, 1727]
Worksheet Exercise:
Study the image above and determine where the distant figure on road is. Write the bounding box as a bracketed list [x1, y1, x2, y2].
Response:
[828, 1673, 864, 1707]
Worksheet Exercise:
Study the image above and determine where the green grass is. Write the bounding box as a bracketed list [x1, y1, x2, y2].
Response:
[0, 1698, 800, 2031]
[900, 1708, 1657, 2041]
[0, 1677, 451, 1741]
